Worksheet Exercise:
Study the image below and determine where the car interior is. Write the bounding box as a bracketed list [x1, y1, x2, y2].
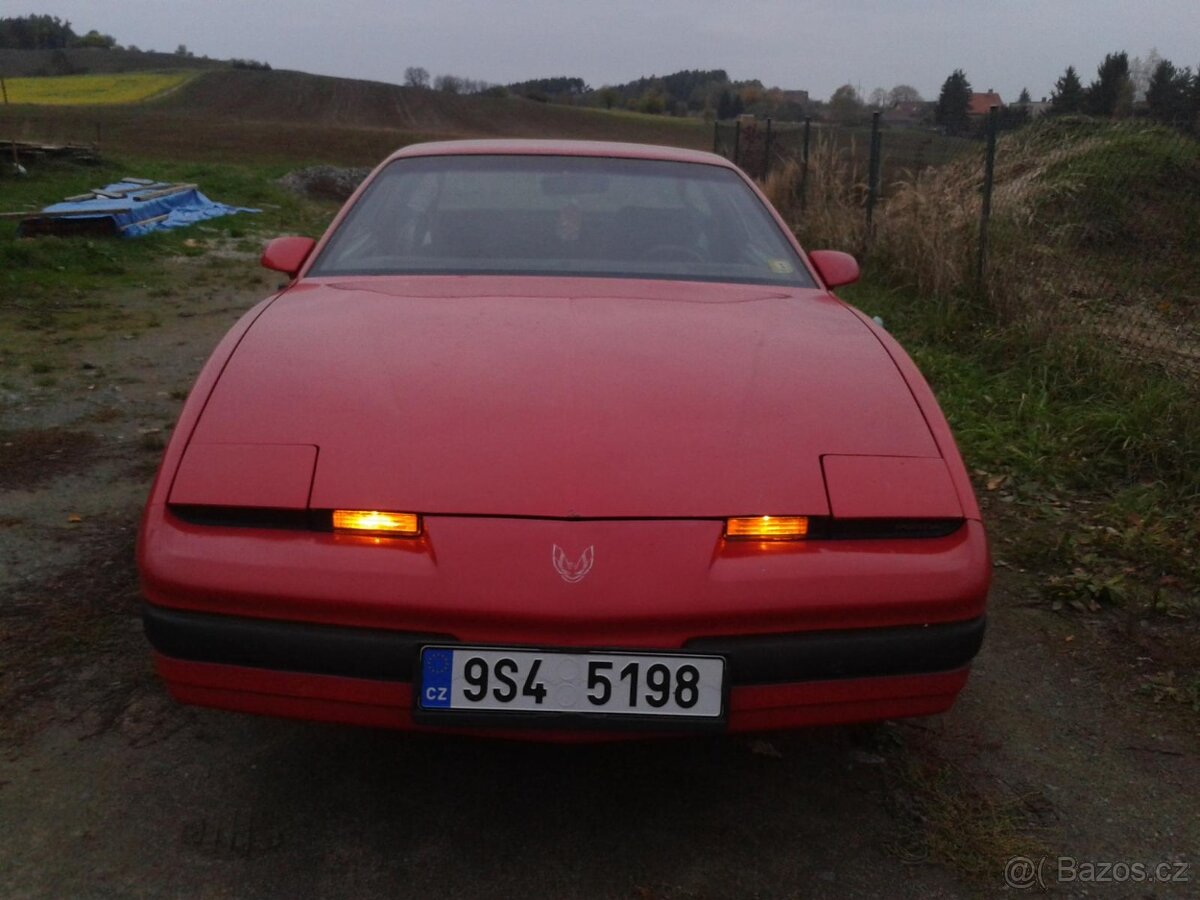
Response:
[310, 155, 813, 286]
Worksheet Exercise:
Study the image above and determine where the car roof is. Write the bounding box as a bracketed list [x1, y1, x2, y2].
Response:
[388, 138, 736, 169]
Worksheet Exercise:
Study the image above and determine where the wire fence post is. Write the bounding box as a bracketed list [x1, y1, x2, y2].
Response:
[763, 117, 774, 180]
[732, 120, 742, 167]
[799, 116, 811, 211]
[977, 106, 999, 291]
[865, 112, 882, 240]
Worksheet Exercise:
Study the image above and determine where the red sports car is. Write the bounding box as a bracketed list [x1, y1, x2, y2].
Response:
[138, 139, 989, 739]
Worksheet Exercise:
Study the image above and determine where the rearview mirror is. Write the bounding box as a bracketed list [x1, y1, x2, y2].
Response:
[808, 250, 860, 289]
[261, 236, 316, 278]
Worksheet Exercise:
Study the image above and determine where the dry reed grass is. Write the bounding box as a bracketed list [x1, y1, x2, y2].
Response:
[764, 138, 868, 254]
[767, 121, 1200, 370]
[765, 135, 982, 304]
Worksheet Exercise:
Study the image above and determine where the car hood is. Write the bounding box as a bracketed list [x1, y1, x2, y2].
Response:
[185, 276, 940, 517]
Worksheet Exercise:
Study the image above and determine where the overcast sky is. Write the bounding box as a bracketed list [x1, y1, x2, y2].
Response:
[12, 1, 1200, 102]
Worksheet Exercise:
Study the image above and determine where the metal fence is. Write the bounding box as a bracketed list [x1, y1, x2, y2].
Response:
[716, 113, 1200, 379]
[715, 115, 976, 185]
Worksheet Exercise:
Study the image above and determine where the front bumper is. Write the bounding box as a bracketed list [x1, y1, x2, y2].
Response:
[144, 603, 985, 738]
[140, 510, 990, 737]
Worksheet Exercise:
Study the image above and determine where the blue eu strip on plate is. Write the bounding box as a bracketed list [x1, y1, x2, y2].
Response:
[421, 648, 454, 708]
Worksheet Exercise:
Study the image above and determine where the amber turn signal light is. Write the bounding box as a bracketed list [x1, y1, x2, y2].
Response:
[332, 509, 421, 537]
[724, 515, 810, 540]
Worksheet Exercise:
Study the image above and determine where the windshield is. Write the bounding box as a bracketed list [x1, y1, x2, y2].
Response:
[308, 154, 814, 287]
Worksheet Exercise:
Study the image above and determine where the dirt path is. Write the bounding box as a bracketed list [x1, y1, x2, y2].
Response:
[1, 258, 1196, 899]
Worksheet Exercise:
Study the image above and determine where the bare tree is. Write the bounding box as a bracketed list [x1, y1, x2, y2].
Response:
[868, 87, 889, 109]
[404, 66, 430, 89]
[434, 74, 463, 94]
[888, 84, 923, 105]
[1128, 48, 1163, 102]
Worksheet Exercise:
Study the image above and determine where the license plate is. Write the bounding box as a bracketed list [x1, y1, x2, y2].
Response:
[418, 646, 725, 719]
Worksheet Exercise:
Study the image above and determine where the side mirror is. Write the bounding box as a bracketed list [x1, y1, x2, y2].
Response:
[808, 250, 860, 289]
[261, 236, 316, 278]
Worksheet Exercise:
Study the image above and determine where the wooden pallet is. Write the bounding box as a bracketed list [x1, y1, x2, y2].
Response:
[2, 140, 101, 164]
[2, 180, 200, 236]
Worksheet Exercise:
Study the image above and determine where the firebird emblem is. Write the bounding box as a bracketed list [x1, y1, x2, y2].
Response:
[552, 545, 594, 583]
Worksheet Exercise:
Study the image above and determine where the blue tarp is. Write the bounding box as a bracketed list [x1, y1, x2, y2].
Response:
[21, 180, 259, 238]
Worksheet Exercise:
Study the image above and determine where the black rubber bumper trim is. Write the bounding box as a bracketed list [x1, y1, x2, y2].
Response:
[143, 604, 452, 682]
[685, 617, 986, 685]
[144, 603, 985, 686]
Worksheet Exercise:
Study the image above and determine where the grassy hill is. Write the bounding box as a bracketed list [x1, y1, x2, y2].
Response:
[1, 63, 711, 165]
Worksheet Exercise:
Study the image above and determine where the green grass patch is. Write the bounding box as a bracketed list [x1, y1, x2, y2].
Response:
[843, 278, 1200, 606]
[887, 750, 1037, 878]
[1024, 119, 1200, 295]
[593, 107, 708, 128]
[0, 155, 338, 367]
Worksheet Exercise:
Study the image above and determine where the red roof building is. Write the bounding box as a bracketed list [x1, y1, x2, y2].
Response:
[968, 90, 1004, 116]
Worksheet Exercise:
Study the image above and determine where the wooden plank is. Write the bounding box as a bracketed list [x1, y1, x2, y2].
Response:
[120, 213, 170, 231]
[132, 183, 198, 202]
[0, 205, 131, 220]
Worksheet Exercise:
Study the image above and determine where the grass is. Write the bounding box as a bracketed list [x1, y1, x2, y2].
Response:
[842, 277, 1200, 614]
[768, 123, 977, 177]
[3, 70, 198, 105]
[887, 750, 1036, 878]
[769, 119, 1200, 333]
[595, 107, 708, 129]
[0, 156, 338, 369]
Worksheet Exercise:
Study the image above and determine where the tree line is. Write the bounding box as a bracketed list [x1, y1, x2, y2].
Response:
[403, 66, 811, 121]
[1046, 51, 1200, 128]
[821, 84, 925, 126]
[0, 14, 272, 71]
[0, 13, 116, 50]
[934, 50, 1200, 137]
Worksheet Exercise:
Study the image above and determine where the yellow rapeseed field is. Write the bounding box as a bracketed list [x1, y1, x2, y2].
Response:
[1, 70, 196, 105]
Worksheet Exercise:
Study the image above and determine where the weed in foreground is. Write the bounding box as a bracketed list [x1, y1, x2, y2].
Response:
[886, 746, 1042, 880]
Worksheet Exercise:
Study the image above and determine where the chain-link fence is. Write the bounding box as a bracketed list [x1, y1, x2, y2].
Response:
[715, 116, 975, 186]
[717, 114, 1200, 380]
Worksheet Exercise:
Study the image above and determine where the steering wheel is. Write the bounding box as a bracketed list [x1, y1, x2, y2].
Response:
[639, 243, 706, 264]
